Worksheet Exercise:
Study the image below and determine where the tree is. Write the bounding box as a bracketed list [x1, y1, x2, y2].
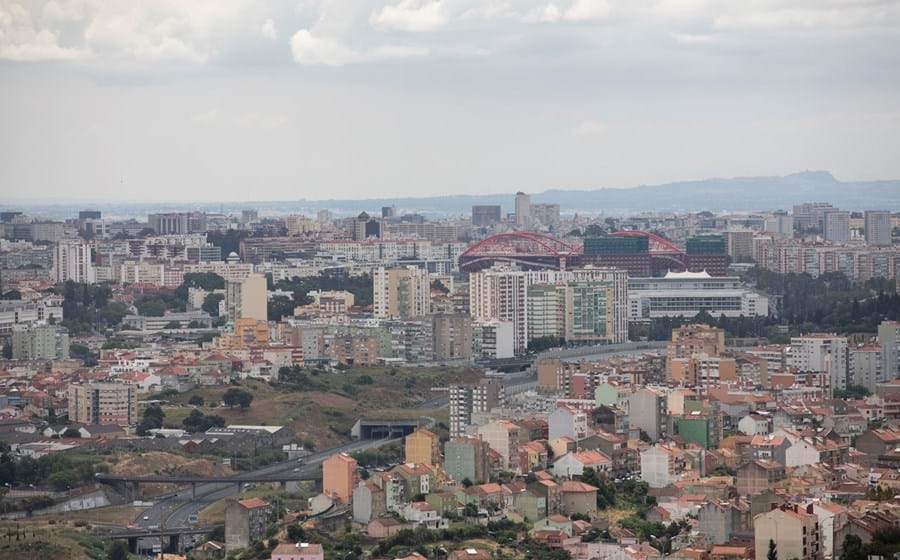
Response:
[108, 540, 130, 560]
[840, 535, 865, 560]
[182, 410, 225, 433]
[136, 405, 165, 435]
[767, 539, 777, 560]
[202, 293, 225, 316]
[223, 388, 253, 409]
[188, 395, 205, 406]
[48, 470, 76, 491]
[136, 297, 166, 317]
[163, 320, 182, 329]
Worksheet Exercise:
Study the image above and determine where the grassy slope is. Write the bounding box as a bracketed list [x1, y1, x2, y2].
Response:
[160, 366, 478, 449]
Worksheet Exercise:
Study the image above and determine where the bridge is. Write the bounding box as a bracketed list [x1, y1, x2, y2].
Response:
[96, 470, 320, 500]
[97, 525, 219, 554]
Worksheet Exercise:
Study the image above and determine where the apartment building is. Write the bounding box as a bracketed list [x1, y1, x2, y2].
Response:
[404, 428, 442, 466]
[225, 273, 267, 322]
[53, 240, 95, 284]
[11, 324, 69, 360]
[754, 504, 823, 560]
[788, 335, 849, 393]
[373, 266, 431, 319]
[67, 382, 137, 426]
[469, 267, 529, 354]
[322, 453, 359, 505]
[449, 379, 505, 437]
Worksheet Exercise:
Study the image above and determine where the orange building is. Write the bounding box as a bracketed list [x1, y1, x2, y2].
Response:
[322, 453, 359, 505]
[404, 428, 442, 466]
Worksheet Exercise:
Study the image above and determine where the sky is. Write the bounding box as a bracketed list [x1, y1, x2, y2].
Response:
[2, 0, 900, 202]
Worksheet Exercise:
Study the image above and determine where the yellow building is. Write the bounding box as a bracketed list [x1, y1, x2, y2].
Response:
[213, 318, 269, 350]
[405, 428, 442, 466]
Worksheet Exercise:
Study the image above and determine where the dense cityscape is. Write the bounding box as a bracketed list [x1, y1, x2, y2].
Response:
[3, 0, 900, 559]
[1, 197, 900, 560]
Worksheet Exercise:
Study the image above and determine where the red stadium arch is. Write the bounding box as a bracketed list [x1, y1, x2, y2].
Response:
[611, 230, 683, 253]
[460, 232, 581, 258]
[459, 232, 581, 272]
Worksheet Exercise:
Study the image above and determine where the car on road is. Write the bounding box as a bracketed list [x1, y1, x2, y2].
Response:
[293, 467, 300, 472]
[143, 516, 150, 521]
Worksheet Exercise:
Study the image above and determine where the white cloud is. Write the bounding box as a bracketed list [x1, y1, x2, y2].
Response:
[290, 29, 359, 66]
[370, 0, 451, 32]
[0, 2, 86, 61]
[290, 28, 428, 66]
[573, 119, 605, 137]
[527, 0, 611, 23]
[261, 18, 278, 41]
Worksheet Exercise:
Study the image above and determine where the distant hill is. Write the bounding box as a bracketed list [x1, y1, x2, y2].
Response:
[8, 171, 900, 218]
[292, 171, 900, 215]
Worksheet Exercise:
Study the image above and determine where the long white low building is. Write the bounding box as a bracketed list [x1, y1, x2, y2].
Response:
[628, 271, 768, 320]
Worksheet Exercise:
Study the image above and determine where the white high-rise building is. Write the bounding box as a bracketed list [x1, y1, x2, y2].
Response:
[823, 210, 850, 244]
[865, 210, 892, 246]
[53, 240, 95, 284]
[515, 192, 531, 228]
[469, 267, 529, 354]
[788, 334, 849, 393]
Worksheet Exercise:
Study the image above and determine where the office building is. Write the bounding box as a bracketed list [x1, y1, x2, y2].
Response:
[322, 453, 359, 505]
[225, 273, 267, 322]
[865, 210, 892, 246]
[373, 266, 431, 319]
[67, 382, 137, 426]
[469, 267, 529, 354]
[449, 379, 505, 437]
[148, 212, 191, 234]
[764, 211, 794, 239]
[724, 230, 754, 261]
[11, 324, 69, 360]
[53, 240, 95, 284]
[352, 212, 382, 241]
[788, 335, 849, 393]
[793, 202, 834, 232]
[382, 206, 397, 219]
[823, 210, 850, 243]
[515, 192, 531, 228]
[628, 271, 768, 320]
[472, 205, 502, 227]
[78, 210, 102, 220]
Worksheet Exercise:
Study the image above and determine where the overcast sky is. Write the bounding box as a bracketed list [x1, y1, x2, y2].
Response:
[2, 0, 900, 202]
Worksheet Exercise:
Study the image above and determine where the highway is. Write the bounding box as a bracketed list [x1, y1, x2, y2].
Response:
[131, 437, 399, 551]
